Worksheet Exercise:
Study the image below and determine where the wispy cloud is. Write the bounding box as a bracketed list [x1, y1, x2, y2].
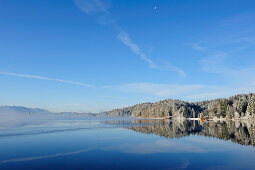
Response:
[74, 0, 186, 77]
[104, 83, 204, 97]
[195, 14, 255, 98]
[117, 30, 156, 68]
[200, 53, 228, 73]
[185, 92, 223, 101]
[99, 95, 123, 99]
[157, 60, 186, 78]
[217, 13, 255, 29]
[228, 36, 255, 44]
[105, 81, 255, 101]
[200, 51, 255, 86]
[0, 71, 94, 88]
[190, 43, 206, 52]
[185, 86, 255, 101]
[194, 13, 255, 77]
[117, 30, 186, 77]
[74, 0, 110, 15]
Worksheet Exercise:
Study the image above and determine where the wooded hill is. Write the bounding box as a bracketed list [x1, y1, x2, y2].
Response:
[106, 93, 255, 119]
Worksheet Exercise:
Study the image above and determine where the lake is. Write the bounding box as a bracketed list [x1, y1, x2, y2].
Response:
[0, 119, 255, 170]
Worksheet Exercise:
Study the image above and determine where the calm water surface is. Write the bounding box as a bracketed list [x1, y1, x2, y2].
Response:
[0, 119, 255, 170]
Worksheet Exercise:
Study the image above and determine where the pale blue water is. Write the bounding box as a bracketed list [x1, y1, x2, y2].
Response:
[0, 119, 254, 170]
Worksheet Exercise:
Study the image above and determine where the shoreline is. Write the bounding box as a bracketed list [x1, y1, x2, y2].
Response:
[134, 116, 255, 122]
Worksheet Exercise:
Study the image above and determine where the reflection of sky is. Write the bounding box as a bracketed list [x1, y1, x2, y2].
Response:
[103, 139, 207, 154]
[0, 121, 255, 169]
[0, 147, 95, 165]
[103, 134, 255, 154]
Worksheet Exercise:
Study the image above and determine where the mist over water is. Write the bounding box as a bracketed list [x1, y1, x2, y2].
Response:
[0, 107, 137, 139]
[0, 106, 102, 128]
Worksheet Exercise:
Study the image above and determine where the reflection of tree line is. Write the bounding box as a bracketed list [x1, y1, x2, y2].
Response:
[126, 120, 255, 147]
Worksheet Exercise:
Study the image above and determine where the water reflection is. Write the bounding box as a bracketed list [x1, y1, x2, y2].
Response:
[119, 120, 255, 147]
[0, 147, 95, 165]
[0, 119, 255, 169]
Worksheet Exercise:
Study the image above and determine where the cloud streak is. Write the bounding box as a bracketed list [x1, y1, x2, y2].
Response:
[104, 83, 204, 97]
[117, 30, 156, 68]
[117, 30, 186, 77]
[200, 51, 255, 86]
[105, 82, 255, 101]
[74, 0, 110, 15]
[157, 60, 186, 78]
[0, 71, 94, 88]
[190, 43, 205, 52]
[74, 0, 186, 77]
[200, 53, 228, 73]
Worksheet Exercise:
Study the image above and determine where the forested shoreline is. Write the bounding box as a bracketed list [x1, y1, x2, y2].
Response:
[106, 93, 255, 120]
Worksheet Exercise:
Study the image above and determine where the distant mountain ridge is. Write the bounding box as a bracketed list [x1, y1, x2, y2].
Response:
[0, 106, 51, 114]
[106, 93, 255, 120]
[0, 106, 96, 117]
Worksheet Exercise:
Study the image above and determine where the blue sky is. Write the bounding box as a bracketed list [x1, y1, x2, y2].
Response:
[0, 0, 255, 112]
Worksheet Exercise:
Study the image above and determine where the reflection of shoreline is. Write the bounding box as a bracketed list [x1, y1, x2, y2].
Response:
[0, 147, 96, 165]
[126, 120, 255, 147]
[134, 116, 255, 122]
